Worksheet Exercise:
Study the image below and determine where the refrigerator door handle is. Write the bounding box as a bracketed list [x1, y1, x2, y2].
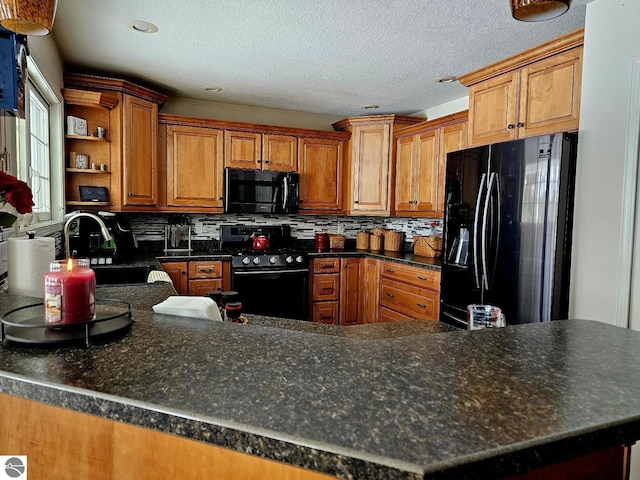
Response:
[482, 172, 498, 290]
[473, 173, 487, 290]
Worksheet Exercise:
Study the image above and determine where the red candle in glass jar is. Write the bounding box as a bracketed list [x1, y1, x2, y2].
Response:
[44, 259, 96, 325]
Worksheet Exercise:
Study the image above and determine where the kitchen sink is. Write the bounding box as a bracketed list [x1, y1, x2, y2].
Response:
[93, 265, 155, 285]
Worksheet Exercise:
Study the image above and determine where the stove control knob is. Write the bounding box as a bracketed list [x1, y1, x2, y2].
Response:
[295, 255, 304, 263]
[269, 256, 277, 264]
[253, 257, 261, 265]
[242, 257, 251, 265]
[285, 255, 294, 264]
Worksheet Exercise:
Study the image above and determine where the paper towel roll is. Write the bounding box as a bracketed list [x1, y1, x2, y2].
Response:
[8, 236, 56, 298]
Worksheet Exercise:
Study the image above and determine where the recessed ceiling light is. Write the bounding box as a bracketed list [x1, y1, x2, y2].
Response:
[435, 76, 458, 84]
[362, 104, 379, 110]
[127, 20, 159, 33]
[205, 87, 223, 92]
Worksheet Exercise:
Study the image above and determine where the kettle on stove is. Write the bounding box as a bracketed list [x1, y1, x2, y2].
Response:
[250, 233, 270, 251]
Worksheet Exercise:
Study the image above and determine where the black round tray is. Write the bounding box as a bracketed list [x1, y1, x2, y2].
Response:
[0, 298, 133, 347]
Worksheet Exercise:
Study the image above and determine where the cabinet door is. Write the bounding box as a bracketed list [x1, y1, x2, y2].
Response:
[167, 125, 224, 208]
[352, 124, 391, 213]
[298, 137, 343, 212]
[189, 279, 223, 296]
[518, 47, 582, 138]
[363, 258, 380, 323]
[394, 135, 416, 213]
[468, 71, 519, 146]
[262, 134, 297, 171]
[340, 258, 362, 326]
[312, 273, 340, 301]
[161, 262, 188, 295]
[415, 129, 439, 213]
[123, 95, 158, 206]
[224, 131, 262, 169]
[436, 121, 467, 213]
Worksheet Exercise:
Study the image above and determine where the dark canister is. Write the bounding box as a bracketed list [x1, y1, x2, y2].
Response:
[220, 290, 240, 307]
[224, 301, 243, 321]
[314, 232, 329, 250]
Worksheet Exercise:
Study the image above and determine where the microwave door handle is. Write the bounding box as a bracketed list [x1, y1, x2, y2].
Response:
[282, 176, 288, 209]
[224, 170, 230, 211]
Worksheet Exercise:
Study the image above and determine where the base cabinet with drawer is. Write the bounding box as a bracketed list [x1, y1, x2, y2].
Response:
[379, 261, 440, 321]
[311, 257, 365, 325]
[161, 260, 230, 296]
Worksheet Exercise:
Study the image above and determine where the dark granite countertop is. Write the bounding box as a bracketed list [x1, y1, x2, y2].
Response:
[2, 285, 640, 479]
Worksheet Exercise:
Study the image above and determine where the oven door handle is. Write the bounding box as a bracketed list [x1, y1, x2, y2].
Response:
[233, 268, 309, 275]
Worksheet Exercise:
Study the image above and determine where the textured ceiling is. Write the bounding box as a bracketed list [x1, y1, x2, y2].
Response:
[51, 0, 588, 117]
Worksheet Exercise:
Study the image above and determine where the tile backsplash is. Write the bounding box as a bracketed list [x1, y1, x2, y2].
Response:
[124, 213, 442, 244]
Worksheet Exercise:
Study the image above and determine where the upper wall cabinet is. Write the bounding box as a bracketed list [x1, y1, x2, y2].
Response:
[393, 112, 467, 217]
[298, 137, 344, 213]
[225, 131, 298, 171]
[63, 73, 167, 212]
[333, 115, 422, 216]
[459, 29, 583, 147]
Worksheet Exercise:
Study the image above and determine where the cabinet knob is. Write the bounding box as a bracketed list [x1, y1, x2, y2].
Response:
[354, 200, 359, 204]
[219, 197, 223, 200]
[507, 124, 515, 130]
[516, 122, 524, 128]
[386, 293, 394, 298]
[128, 192, 133, 197]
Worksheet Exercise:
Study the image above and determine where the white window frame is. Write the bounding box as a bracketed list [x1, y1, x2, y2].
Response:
[16, 56, 64, 236]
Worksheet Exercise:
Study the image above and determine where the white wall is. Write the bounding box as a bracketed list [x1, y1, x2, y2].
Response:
[27, 35, 63, 102]
[412, 96, 469, 121]
[161, 97, 343, 131]
[569, 0, 640, 326]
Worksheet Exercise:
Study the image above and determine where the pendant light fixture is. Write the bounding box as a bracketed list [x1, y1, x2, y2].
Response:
[0, 0, 58, 36]
[511, 0, 571, 22]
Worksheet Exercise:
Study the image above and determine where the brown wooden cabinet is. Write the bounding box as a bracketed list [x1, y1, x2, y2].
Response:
[162, 260, 230, 296]
[363, 258, 380, 323]
[63, 73, 167, 212]
[460, 29, 583, 147]
[164, 124, 224, 211]
[379, 261, 440, 321]
[62, 88, 118, 209]
[393, 112, 467, 217]
[161, 261, 188, 295]
[225, 130, 297, 171]
[340, 258, 363, 326]
[333, 115, 421, 216]
[298, 137, 344, 213]
[123, 95, 158, 206]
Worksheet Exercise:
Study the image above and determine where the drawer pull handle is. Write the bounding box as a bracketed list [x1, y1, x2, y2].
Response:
[417, 303, 426, 308]
[386, 293, 394, 298]
[386, 268, 395, 273]
[320, 315, 332, 319]
[198, 268, 213, 273]
[321, 287, 333, 292]
[321, 265, 334, 269]
[417, 276, 427, 281]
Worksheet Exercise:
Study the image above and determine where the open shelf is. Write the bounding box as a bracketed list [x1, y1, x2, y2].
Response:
[66, 168, 110, 174]
[65, 134, 109, 142]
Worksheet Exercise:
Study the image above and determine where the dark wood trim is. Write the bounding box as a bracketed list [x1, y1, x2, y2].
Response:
[332, 114, 423, 131]
[63, 73, 168, 105]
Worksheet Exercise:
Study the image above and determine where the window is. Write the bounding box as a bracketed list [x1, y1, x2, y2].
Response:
[15, 56, 63, 233]
[26, 82, 51, 220]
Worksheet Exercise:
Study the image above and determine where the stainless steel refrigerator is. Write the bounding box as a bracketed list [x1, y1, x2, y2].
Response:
[440, 132, 578, 328]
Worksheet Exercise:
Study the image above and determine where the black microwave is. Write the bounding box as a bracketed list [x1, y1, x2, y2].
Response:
[224, 168, 299, 214]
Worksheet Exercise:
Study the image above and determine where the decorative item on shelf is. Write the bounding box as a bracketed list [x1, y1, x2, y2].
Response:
[510, 0, 571, 22]
[70, 151, 88, 169]
[0, 170, 34, 227]
[0, 0, 58, 36]
[78, 185, 108, 203]
[66, 115, 87, 136]
[96, 126, 105, 138]
[356, 231, 370, 250]
[382, 230, 404, 252]
[413, 236, 443, 258]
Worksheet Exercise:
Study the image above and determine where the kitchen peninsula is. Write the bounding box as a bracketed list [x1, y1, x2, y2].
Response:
[1, 284, 639, 480]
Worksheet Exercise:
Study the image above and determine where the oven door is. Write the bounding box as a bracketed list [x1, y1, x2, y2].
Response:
[231, 268, 309, 320]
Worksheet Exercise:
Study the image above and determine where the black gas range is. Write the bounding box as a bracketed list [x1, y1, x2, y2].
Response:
[220, 225, 309, 320]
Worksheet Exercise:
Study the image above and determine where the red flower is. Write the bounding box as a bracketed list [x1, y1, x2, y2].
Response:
[0, 171, 34, 214]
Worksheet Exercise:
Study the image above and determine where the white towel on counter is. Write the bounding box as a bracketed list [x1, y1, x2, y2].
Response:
[147, 270, 173, 284]
[152, 296, 223, 321]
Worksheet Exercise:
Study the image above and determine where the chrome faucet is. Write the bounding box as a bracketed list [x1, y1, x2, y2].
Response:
[63, 212, 114, 259]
